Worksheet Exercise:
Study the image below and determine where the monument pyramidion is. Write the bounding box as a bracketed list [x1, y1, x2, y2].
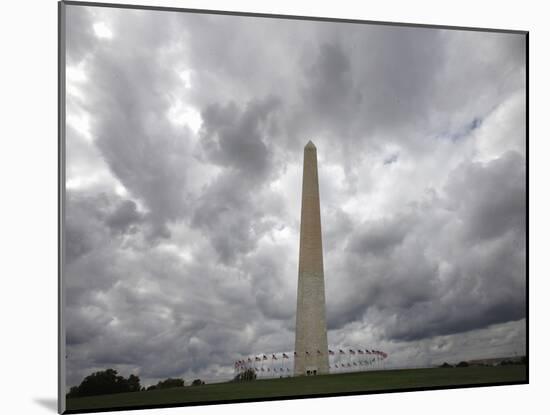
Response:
[294, 140, 330, 376]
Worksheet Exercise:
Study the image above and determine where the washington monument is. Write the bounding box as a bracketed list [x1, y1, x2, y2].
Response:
[294, 140, 329, 376]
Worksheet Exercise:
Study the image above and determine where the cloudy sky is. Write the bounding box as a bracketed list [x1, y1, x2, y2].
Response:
[63, 4, 526, 388]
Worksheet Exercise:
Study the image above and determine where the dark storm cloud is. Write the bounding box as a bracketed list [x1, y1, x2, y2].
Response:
[65, 5, 97, 64]
[64, 194, 272, 384]
[105, 199, 143, 234]
[323, 206, 354, 252]
[446, 151, 526, 242]
[191, 97, 284, 264]
[64, 4, 526, 385]
[191, 172, 261, 264]
[65, 191, 109, 264]
[390, 292, 525, 342]
[65, 221, 93, 265]
[64, 190, 147, 304]
[66, 306, 112, 346]
[283, 25, 448, 162]
[69, 7, 194, 240]
[199, 97, 281, 179]
[353, 26, 446, 136]
[303, 42, 355, 130]
[347, 214, 412, 256]
[383, 153, 399, 165]
[244, 244, 296, 321]
[326, 151, 526, 342]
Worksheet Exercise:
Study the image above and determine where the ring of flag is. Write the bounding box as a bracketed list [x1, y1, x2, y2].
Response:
[233, 347, 389, 376]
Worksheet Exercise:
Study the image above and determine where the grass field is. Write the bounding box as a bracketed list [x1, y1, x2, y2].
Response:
[66, 365, 527, 413]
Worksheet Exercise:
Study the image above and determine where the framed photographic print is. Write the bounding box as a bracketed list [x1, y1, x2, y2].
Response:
[59, 1, 528, 413]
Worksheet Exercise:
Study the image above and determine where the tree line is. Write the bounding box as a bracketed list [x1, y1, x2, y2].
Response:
[67, 368, 205, 398]
[439, 356, 527, 368]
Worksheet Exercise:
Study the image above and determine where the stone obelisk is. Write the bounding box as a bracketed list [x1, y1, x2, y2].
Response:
[294, 140, 329, 376]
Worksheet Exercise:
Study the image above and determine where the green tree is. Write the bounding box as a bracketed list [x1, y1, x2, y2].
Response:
[127, 374, 141, 392]
[66, 369, 142, 398]
[66, 386, 80, 398]
[155, 378, 185, 389]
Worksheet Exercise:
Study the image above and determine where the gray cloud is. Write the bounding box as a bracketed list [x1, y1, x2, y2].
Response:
[190, 97, 284, 264]
[326, 150, 526, 342]
[199, 97, 281, 179]
[348, 214, 412, 256]
[105, 199, 143, 234]
[446, 150, 526, 242]
[70, 8, 195, 240]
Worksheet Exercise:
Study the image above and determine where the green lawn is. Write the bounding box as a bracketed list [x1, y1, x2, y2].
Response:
[66, 365, 527, 413]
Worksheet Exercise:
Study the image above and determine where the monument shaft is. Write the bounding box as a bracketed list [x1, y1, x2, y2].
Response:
[294, 141, 329, 376]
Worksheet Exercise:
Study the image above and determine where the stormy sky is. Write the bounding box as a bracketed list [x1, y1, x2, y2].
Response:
[64, 4, 526, 387]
